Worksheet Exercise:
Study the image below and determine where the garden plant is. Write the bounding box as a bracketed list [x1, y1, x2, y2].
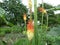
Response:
[0, 0, 60, 45]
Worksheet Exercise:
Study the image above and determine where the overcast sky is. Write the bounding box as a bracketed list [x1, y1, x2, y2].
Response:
[22, 0, 60, 14]
[22, 0, 60, 6]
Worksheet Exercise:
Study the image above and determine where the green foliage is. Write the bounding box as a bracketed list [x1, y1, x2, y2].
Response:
[37, 3, 59, 26]
[55, 14, 60, 24]
[0, 25, 22, 34]
[38, 25, 47, 45]
[0, 7, 5, 26]
[46, 25, 60, 45]
[0, 1, 60, 45]
[14, 37, 35, 45]
[0, 7, 14, 26]
[0, 7, 5, 17]
[0, 32, 5, 37]
[14, 38, 29, 45]
[0, 25, 60, 45]
[0, 40, 5, 45]
[55, 5, 60, 10]
[40, 3, 53, 9]
[0, 0, 28, 25]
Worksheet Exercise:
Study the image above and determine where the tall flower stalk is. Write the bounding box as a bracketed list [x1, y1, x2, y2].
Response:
[34, 0, 38, 45]
[46, 13, 48, 29]
[38, 0, 48, 45]
[27, 20, 34, 41]
[41, 0, 48, 30]
[28, 0, 32, 20]
[27, 0, 34, 45]
[41, 0, 44, 30]
[23, 13, 27, 31]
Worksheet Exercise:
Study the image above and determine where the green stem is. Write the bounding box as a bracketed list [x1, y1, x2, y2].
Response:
[46, 14, 48, 31]
[41, 0, 44, 29]
[47, 14, 48, 29]
[41, 13, 44, 28]
[40, 0, 46, 45]
[30, 8, 32, 20]
[29, 40, 32, 45]
[3, 18, 14, 26]
[34, 0, 38, 45]
[25, 21, 26, 31]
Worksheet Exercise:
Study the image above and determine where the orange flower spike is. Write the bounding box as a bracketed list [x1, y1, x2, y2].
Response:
[27, 20, 34, 31]
[23, 13, 27, 21]
[38, 7, 47, 14]
[27, 20, 34, 41]
[28, 0, 32, 8]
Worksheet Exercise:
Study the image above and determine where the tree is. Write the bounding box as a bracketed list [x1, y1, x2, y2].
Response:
[55, 14, 60, 24]
[0, 7, 14, 26]
[0, 0, 28, 26]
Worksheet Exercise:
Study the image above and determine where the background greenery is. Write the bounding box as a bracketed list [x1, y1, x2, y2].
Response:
[0, 0, 60, 45]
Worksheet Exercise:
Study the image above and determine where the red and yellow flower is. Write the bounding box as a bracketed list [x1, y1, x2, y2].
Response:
[38, 7, 47, 14]
[27, 20, 34, 41]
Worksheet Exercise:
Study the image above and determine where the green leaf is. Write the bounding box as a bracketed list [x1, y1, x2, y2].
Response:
[0, 7, 5, 18]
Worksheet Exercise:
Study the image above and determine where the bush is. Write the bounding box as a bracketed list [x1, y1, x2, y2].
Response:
[0, 32, 5, 37]
[0, 40, 4, 45]
[0, 25, 22, 34]
[46, 25, 60, 45]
